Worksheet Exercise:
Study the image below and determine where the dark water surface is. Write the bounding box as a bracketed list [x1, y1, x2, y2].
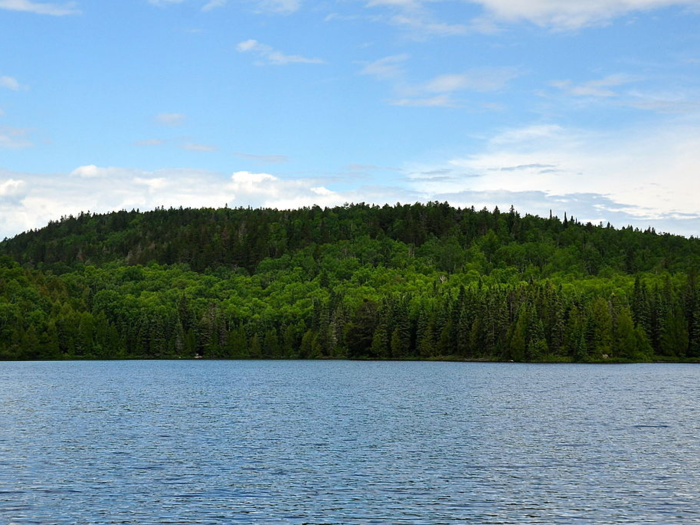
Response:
[2, 360, 700, 524]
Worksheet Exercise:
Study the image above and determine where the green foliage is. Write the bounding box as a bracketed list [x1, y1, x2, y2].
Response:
[0, 202, 698, 361]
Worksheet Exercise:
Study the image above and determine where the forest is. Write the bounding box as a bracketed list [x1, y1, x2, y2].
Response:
[0, 202, 699, 362]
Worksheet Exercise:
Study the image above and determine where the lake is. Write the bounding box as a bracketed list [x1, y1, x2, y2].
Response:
[1, 360, 700, 524]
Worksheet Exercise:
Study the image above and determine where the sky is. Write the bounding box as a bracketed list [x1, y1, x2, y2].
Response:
[1, 0, 700, 239]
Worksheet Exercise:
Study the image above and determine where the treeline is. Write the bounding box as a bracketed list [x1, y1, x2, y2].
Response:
[0, 202, 699, 362]
[3, 202, 699, 276]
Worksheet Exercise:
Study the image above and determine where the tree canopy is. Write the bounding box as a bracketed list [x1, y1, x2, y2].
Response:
[1, 202, 698, 362]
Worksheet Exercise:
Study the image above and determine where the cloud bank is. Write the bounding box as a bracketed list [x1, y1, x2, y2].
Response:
[405, 119, 700, 235]
[0, 168, 347, 239]
[3, 119, 700, 243]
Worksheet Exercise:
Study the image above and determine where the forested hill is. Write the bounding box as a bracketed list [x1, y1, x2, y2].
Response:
[2, 202, 700, 275]
[0, 202, 699, 362]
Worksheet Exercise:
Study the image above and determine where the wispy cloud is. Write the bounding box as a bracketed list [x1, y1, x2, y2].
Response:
[133, 138, 166, 147]
[252, 0, 299, 14]
[0, 0, 80, 15]
[469, 0, 700, 31]
[359, 54, 409, 80]
[551, 74, 637, 98]
[324, 12, 381, 23]
[364, 62, 520, 107]
[366, 0, 419, 8]
[155, 113, 186, 126]
[623, 89, 700, 113]
[0, 75, 25, 91]
[148, 0, 296, 14]
[388, 13, 468, 36]
[133, 137, 220, 151]
[236, 39, 325, 65]
[424, 68, 521, 93]
[363, 0, 468, 38]
[147, 0, 185, 6]
[0, 127, 33, 149]
[235, 152, 289, 164]
[202, 0, 227, 11]
[346, 163, 400, 172]
[361, 0, 700, 33]
[180, 142, 218, 152]
[390, 95, 458, 107]
[545, 73, 700, 114]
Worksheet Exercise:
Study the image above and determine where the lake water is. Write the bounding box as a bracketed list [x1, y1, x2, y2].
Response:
[2, 360, 700, 524]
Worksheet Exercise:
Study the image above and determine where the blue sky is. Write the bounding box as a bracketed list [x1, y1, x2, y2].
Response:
[1, 0, 700, 238]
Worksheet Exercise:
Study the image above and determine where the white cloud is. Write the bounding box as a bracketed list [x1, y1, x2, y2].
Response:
[489, 123, 567, 145]
[0, 127, 33, 149]
[0, 178, 26, 197]
[1, 147, 698, 240]
[202, 0, 227, 11]
[624, 89, 700, 113]
[133, 177, 169, 191]
[347, 163, 394, 172]
[0, 76, 24, 91]
[551, 74, 637, 97]
[253, 0, 299, 14]
[148, 0, 296, 14]
[0, 0, 80, 15]
[133, 138, 165, 147]
[230, 170, 277, 187]
[469, 0, 700, 30]
[424, 68, 521, 93]
[0, 166, 421, 239]
[368, 64, 519, 107]
[424, 68, 520, 93]
[363, 0, 469, 37]
[71, 165, 109, 178]
[389, 13, 468, 36]
[236, 39, 325, 65]
[405, 120, 700, 233]
[180, 142, 218, 152]
[367, 0, 419, 7]
[70, 165, 145, 179]
[155, 113, 186, 126]
[390, 95, 458, 107]
[0, 109, 5, 117]
[147, 0, 185, 6]
[429, 187, 700, 235]
[236, 39, 258, 52]
[360, 0, 700, 34]
[0, 167, 236, 238]
[359, 54, 409, 80]
[228, 171, 345, 209]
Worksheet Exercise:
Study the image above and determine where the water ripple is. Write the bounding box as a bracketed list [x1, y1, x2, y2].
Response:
[2, 361, 700, 523]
